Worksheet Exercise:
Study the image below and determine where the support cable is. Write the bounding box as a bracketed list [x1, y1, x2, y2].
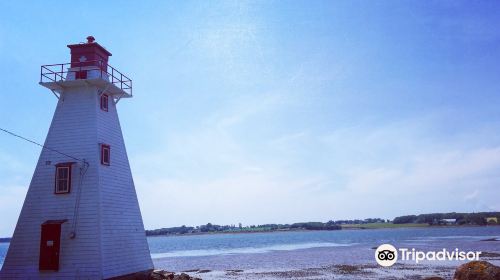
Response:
[0, 127, 85, 163]
[0, 126, 90, 240]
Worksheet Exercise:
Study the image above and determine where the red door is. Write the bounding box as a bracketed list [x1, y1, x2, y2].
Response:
[39, 222, 62, 271]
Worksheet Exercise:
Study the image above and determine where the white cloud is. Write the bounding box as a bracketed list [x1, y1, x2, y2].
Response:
[133, 106, 500, 230]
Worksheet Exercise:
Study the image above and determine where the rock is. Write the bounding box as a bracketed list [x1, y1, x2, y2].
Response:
[454, 261, 500, 280]
[173, 273, 191, 280]
[150, 270, 174, 280]
[335, 265, 361, 274]
[481, 252, 500, 258]
[161, 272, 175, 280]
[423, 277, 445, 280]
[149, 270, 194, 280]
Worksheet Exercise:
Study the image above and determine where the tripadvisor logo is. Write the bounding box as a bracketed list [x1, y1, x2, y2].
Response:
[375, 244, 398, 267]
[375, 244, 482, 267]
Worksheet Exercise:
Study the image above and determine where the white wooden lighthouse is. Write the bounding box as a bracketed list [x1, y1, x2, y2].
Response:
[1, 37, 153, 279]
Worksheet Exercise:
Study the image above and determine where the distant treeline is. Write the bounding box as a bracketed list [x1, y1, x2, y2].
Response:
[146, 212, 500, 236]
[331, 218, 388, 224]
[393, 212, 500, 225]
[0, 237, 11, 243]
[146, 221, 343, 236]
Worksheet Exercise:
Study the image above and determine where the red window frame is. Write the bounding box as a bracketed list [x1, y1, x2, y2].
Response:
[100, 94, 109, 112]
[101, 144, 110, 166]
[54, 163, 73, 194]
[75, 70, 87, 80]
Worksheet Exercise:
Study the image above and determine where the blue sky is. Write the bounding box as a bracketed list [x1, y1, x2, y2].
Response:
[1, 1, 500, 236]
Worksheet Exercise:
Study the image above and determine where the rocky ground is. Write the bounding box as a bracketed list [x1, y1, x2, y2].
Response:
[150, 253, 500, 280]
[150, 236, 500, 280]
[165, 264, 453, 280]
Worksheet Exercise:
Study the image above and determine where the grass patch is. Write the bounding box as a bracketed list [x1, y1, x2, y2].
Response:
[341, 223, 429, 229]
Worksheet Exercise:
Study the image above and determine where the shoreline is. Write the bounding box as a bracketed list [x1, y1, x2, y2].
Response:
[150, 226, 500, 279]
[153, 241, 500, 280]
[146, 224, 499, 238]
[0, 224, 496, 242]
[156, 251, 500, 280]
[0, 224, 494, 242]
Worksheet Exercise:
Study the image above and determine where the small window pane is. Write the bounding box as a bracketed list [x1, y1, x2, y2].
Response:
[58, 168, 68, 179]
[101, 145, 110, 165]
[55, 165, 71, 194]
[101, 94, 109, 111]
[57, 180, 67, 192]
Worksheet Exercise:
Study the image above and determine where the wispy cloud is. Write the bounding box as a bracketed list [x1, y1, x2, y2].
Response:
[134, 104, 500, 230]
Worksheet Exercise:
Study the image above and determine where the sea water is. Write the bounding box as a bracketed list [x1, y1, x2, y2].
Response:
[1, 226, 499, 270]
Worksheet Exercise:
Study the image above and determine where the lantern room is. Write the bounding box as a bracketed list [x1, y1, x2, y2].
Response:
[40, 36, 132, 98]
[67, 36, 112, 70]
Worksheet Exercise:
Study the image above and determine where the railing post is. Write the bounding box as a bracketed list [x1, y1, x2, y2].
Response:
[41, 61, 132, 96]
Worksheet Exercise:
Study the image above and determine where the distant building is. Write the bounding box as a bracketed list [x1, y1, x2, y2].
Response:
[441, 219, 457, 225]
[486, 217, 498, 224]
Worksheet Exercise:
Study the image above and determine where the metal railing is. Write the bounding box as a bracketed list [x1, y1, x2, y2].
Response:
[40, 60, 132, 96]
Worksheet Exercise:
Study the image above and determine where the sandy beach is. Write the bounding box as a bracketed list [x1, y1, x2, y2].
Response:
[171, 263, 456, 279]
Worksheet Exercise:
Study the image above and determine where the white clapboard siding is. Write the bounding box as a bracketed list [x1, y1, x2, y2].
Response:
[1, 85, 153, 279]
[97, 93, 153, 278]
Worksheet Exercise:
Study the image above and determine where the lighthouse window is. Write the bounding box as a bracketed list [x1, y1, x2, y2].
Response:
[100, 94, 109, 112]
[75, 70, 87, 80]
[54, 164, 72, 194]
[101, 144, 110, 165]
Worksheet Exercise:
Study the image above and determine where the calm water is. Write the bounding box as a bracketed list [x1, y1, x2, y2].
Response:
[147, 226, 500, 258]
[1, 226, 500, 270]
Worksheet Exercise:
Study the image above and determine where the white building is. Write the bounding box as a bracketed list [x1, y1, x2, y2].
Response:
[0, 37, 153, 279]
[441, 219, 457, 225]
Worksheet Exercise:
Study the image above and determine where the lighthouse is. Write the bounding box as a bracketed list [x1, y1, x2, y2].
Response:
[1, 37, 153, 279]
